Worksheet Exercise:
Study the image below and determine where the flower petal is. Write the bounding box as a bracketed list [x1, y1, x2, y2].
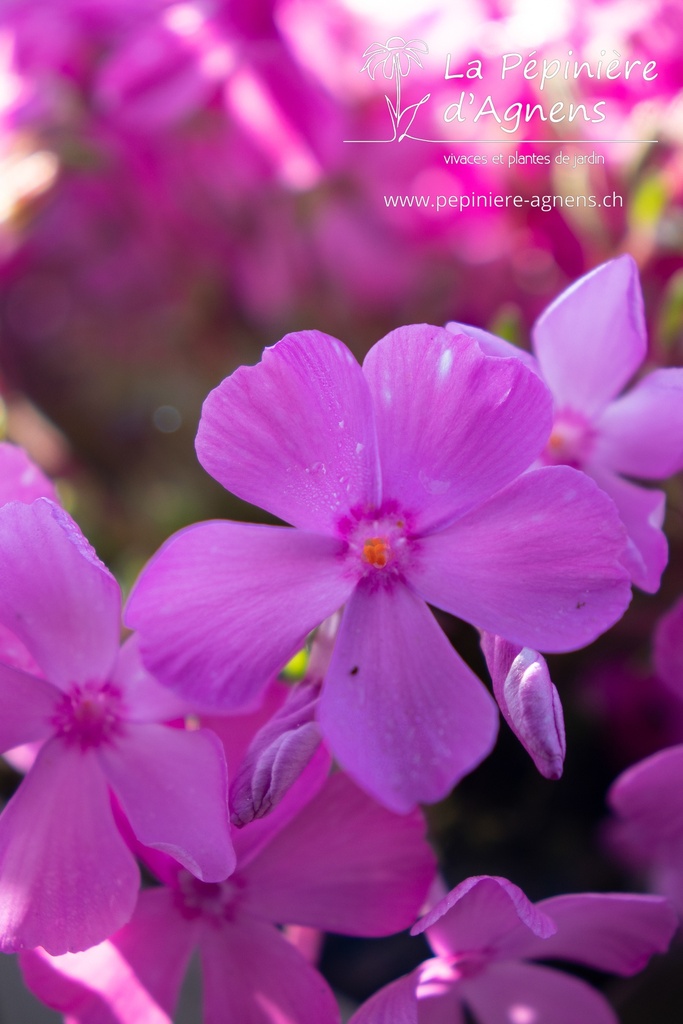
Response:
[200, 920, 340, 1024]
[349, 971, 420, 1024]
[242, 771, 435, 936]
[594, 368, 683, 479]
[98, 723, 235, 882]
[126, 520, 353, 708]
[362, 325, 552, 534]
[196, 330, 380, 533]
[481, 633, 565, 780]
[532, 255, 646, 417]
[412, 466, 631, 653]
[413, 876, 555, 958]
[0, 443, 58, 505]
[0, 663, 57, 753]
[445, 321, 542, 376]
[498, 892, 677, 974]
[318, 580, 498, 812]
[0, 738, 138, 954]
[0, 500, 121, 689]
[608, 745, 683, 854]
[654, 597, 683, 699]
[110, 636, 193, 722]
[586, 466, 667, 593]
[20, 889, 194, 1024]
[462, 962, 619, 1024]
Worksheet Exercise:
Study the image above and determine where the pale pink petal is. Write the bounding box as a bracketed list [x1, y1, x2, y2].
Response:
[445, 321, 542, 376]
[594, 368, 683, 478]
[0, 662, 57, 752]
[242, 771, 435, 936]
[532, 255, 646, 417]
[586, 466, 667, 593]
[98, 723, 235, 882]
[230, 681, 322, 826]
[412, 466, 631, 653]
[362, 325, 552, 534]
[0, 443, 58, 505]
[200, 920, 340, 1024]
[110, 635, 193, 722]
[349, 971, 420, 1024]
[0, 500, 120, 690]
[413, 877, 555, 959]
[654, 597, 683, 699]
[0, 738, 138, 954]
[481, 633, 565, 780]
[318, 581, 498, 812]
[232, 745, 332, 870]
[126, 520, 353, 708]
[20, 888, 196, 1024]
[0, 622, 42, 674]
[463, 962, 619, 1024]
[196, 330, 380, 533]
[498, 892, 677, 974]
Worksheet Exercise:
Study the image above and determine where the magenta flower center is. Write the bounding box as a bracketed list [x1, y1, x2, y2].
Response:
[541, 407, 595, 469]
[339, 505, 414, 584]
[173, 870, 243, 925]
[51, 680, 125, 750]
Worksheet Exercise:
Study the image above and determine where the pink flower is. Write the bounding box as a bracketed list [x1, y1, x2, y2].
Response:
[0, 498, 235, 955]
[349, 875, 677, 1024]
[449, 255, 683, 592]
[19, 761, 436, 1024]
[127, 324, 632, 812]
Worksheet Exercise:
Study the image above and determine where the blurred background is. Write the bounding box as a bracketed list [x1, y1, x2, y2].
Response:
[1, 0, 683, 1020]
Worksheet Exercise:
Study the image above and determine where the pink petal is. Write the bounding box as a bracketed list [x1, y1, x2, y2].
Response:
[199, 680, 289, 780]
[20, 888, 196, 1024]
[230, 681, 322, 827]
[349, 971, 420, 1024]
[587, 466, 667, 593]
[110, 636, 193, 722]
[462, 961, 620, 1024]
[318, 581, 498, 812]
[126, 520, 353, 708]
[608, 744, 683, 853]
[0, 443, 58, 505]
[412, 466, 632, 653]
[532, 255, 646, 417]
[0, 738, 139, 954]
[654, 597, 683, 699]
[445, 321, 542, 376]
[594, 368, 683, 479]
[0, 500, 120, 690]
[0, 663, 57, 753]
[232, 745, 332, 870]
[242, 771, 435, 936]
[98, 723, 235, 882]
[413, 877, 555, 959]
[200, 919, 340, 1024]
[481, 633, 565, 780]
[499, 892, 677, 975]
[196, 330, 380, 533]
[362, 325, 552, 534]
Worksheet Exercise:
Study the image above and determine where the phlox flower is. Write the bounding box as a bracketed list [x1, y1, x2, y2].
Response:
[449, 254, 683, 593]
[0, 498, 235, 955]
[19, 758, 436, 1024]
[349, 874, 677, 1024]
[127, 324, 632, 812]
